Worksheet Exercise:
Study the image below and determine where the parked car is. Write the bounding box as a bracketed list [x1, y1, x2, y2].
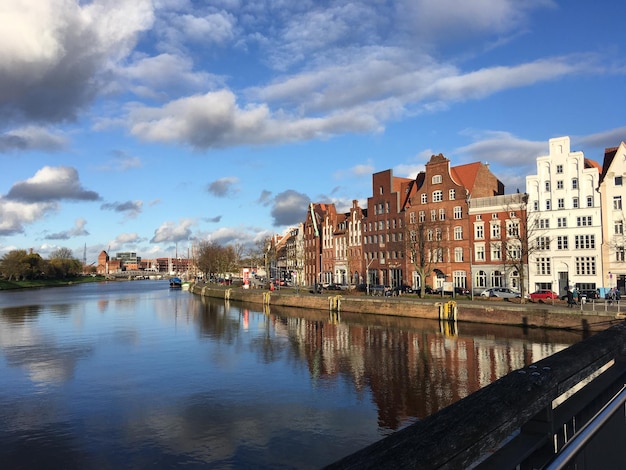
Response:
[391, 284, 413, 295]
[369, 285, 391, 296]
[480, 287, 521, 299]
[434, 286, 470, 296]
[529, 289, 559, 300]
[580, 289, 599, 300]
[324, 283, 342, 291]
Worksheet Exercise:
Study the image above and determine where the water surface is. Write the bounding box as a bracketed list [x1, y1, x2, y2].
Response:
[0, 281, 582, 469]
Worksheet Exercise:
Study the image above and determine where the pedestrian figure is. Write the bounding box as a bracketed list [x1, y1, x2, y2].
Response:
[572, 288, 579, 306]
[566, 288, 575, 308]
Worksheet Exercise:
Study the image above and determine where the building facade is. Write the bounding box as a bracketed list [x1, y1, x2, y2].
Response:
[525, 136, 603, 294]
[598, 142, 626, 293]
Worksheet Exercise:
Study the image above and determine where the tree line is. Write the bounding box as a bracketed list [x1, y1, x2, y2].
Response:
[0, 248, 83, 281]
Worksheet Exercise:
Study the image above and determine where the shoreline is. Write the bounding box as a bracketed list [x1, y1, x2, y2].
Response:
[190, 283, 623, 332]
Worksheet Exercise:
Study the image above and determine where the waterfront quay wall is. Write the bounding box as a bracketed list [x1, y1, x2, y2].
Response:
[190, 284, 620, 332]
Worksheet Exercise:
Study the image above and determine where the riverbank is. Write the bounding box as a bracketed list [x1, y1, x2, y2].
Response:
[190, 283, 623, 332]
[0, 275, 105, 290]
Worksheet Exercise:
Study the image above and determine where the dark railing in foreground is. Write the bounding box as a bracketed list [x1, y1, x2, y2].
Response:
[326, 321, 626, 470]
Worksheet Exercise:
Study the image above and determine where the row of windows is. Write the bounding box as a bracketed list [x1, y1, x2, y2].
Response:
[365, 218, 403, 231]
[365, 233, 404, 244]
[473, 243, 521, 262]
[409, 206, 464, 223]
[534, 196, 594, 211]
[545, 179, 581, 191]
[538, 234, 597, 251]
[534, 257, 597, 276]
[536, 216, 594, 229]
[474, 221, 520, 239]
[420, 189, 457, 204]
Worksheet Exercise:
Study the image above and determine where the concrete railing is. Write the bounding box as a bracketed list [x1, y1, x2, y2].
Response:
[325, 321, 626, 469]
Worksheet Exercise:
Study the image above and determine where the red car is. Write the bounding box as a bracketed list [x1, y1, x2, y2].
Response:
[529, 289, 559, 300]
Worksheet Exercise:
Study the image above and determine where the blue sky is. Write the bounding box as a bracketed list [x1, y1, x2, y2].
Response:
[1, 0, 625, 263]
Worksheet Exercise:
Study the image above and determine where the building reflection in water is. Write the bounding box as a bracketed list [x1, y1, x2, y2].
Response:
[194, 298, 581, 433]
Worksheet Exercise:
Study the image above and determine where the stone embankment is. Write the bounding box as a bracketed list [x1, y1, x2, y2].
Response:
[190, 284, 622, 332]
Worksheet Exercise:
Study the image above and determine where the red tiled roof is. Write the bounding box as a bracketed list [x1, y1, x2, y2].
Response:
[450, 162, 482, 192]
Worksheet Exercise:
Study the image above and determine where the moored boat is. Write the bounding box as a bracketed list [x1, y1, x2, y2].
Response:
[169, 277, 182, 288]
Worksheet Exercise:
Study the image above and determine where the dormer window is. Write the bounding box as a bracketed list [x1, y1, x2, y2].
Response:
[432, 175, 442, 184]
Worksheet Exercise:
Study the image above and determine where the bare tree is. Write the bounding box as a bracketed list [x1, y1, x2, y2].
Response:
[498, 195, 546, 302]
[405, 214, 445, 297]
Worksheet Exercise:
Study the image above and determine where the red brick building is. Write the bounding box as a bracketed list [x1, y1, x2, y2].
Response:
[404, 154, 504, 292]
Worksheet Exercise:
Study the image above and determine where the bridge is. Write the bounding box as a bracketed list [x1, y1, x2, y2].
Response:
[326, 320, 626, 469]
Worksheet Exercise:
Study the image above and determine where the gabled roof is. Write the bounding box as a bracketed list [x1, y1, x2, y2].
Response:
[450, 162, 482, 193]
[599, 143, 625, 185]
[584, 157, 602, 173]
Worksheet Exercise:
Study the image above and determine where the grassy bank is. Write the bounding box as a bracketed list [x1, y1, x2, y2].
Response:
[0, 276, 106, 290]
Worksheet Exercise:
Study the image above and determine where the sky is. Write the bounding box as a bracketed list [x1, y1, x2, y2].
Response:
[1, 0, 625, 264]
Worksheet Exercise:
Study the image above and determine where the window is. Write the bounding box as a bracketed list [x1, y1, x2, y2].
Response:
[454, 226, 463, 240]
[617, 246, 625, 262]
[537, 236, 551, 250]
[558, 198, 565, 209]
[538, 219, 550, 229]
[557, 235, 569, 250]
[616, 221, 624, 235]
[439, 208, 445, 220]
[572, 197, 579, 208]
[614, 196, 622, 210]
[545, 199, 551, 210]
[575, 257, 596, 276]
[577, 216, 592, 227]
[491, 244, 501, 261]
[427, 230, 433, 241]
[435, 228, 442, 241]
[454, 247, 464, 262]
[386, 202, 390, 213]
[491, 223, 501, 239]
[533, 201, 539, 211]
[432, 190, 443, 202]
[536, 257, 551, 275]
[509, 211, 516, 218]
[476, 214, 482, 220]
[379, 186, 383, 195]
[409, 212, 415, 224]
[587, 196, 593, 207]
[557, 180, 564, 189]
[545, 181, 550, 191]
[507, 221, 520, 237]
[557, 217, 567, 228]
[449, 189, 456, 200]
[475, 245, 485, 261]
[431, 210, 436, 221]
[454, 206, 462, 219]
[432, 175, 442, 184]
[508, 242, 521, 260]
[572, 178, 578, 189]
[491, 270, 503, 287]
[575, 234, 595, 249]
[616, 176, 623, 186]
[475, 270, 487, 288]
[475, 224, 484, 239]
[492, 213, 498, 219]
[556, 164, 563, 174]
[419, 211, 425, 223]
[421, 193, 427, 204]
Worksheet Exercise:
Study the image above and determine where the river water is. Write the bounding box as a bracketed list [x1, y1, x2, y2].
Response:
[0, 280, 583, 469]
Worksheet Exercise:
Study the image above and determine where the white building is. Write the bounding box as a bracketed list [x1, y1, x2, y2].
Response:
[598, 142, 626, 294]
[525, 136, 603, 294]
